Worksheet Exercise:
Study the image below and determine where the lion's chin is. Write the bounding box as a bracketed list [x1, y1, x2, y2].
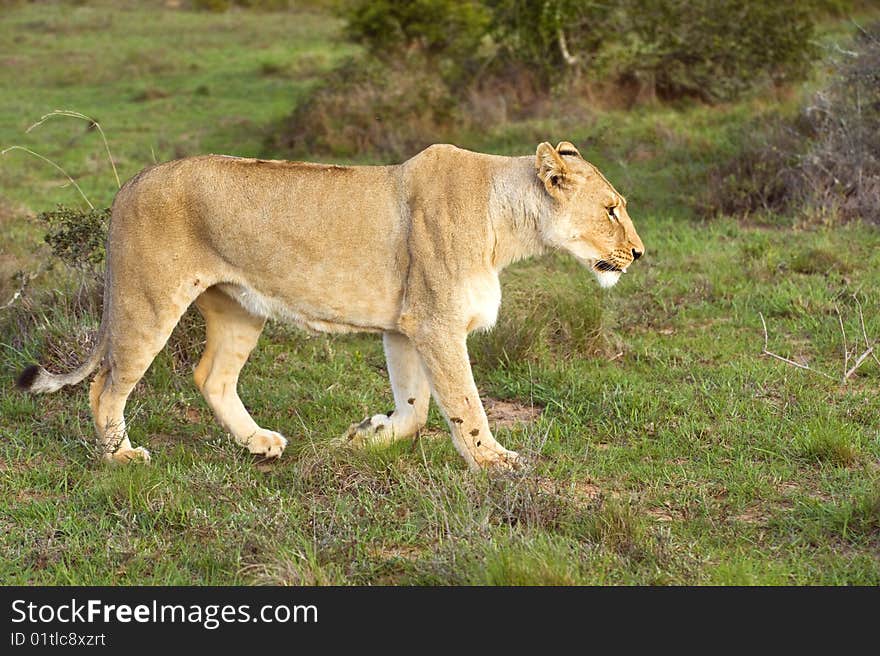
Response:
[593, 269, 622, 289]
[571, 253, 625, 289]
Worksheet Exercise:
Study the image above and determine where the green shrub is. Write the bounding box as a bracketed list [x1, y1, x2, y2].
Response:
[619, 0, 815, 101]
[343, 0, 491, 83]
[38, 205, 109, 274]
[271, 55, 460, 159]
[235, 0, 291, 10]
[279, 0, 821, 159]
[191, 0, 291, 11]
[191, 0, 230, 11]
[339, 0, 818, 100]
[698, 117, 806, 218]
[490, 0, 817, 101]
[487, 0, 614, 87]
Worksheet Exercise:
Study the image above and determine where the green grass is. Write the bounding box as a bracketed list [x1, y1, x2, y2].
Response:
[1, 1, 879, 585]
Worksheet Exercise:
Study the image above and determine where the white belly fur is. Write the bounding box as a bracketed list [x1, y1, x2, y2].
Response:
[216, 283, 383, 334]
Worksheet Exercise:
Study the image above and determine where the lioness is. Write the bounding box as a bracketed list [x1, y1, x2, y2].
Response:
[17, 142, 643, 470]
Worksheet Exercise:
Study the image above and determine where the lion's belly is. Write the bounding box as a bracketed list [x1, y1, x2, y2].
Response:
[211, 222, 408, 333]
[216, 275, 402, 334]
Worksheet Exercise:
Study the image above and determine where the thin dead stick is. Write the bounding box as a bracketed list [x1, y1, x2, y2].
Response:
[0, 146, 94, 209]
[845, 346, 874, 381]
[853, 294, 870, 348]
[26, 110, 120, 189]
[852, 293, 880, 369]
[759, 312, 837, 381]
[841, 296, 876, 381]
[835, 305, 849, 380]
[761, 306, 876, 384]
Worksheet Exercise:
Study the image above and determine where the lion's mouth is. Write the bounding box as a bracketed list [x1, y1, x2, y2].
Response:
[594, 259, 625, 273]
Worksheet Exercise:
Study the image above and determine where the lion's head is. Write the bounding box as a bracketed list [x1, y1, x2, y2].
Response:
[535, 141, 644, 288]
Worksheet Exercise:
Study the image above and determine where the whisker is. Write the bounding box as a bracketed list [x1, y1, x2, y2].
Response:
[594, 260, 622, 272]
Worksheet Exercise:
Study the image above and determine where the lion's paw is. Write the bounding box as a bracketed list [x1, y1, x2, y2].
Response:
[344, 413, 394, 448]
[104, 446, 151, 465]
[473, 447, 521, 472]
[243, 429, 287, 458]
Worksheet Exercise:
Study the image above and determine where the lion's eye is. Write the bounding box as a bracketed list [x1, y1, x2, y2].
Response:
[607, 206, 617, 220]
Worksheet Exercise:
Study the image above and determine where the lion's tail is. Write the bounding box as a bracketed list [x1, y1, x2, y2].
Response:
[15, 329, 108, 394]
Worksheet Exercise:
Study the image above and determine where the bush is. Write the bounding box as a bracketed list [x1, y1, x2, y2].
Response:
[487, 0, 617, 88]
[191, 0, 291, 11]
[344, 0, 491, 84]
[622, 0, 815, 101]
[235, 0, 290, 8]
[191, 0, 231, 11]
[278, 0, 823, 160]
[341, 0, 818, 101]
[38, 205, 109, 276]
[490, 0, 817, 101]
[699, 118, 806, 218]
[271, 56, 460, 160]
[700, 22, 880, 223]
[276, 1, 824, 159]
[798, 22, 880, 222]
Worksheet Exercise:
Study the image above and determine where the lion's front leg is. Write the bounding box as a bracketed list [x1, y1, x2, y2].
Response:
[411, 330, 519, 471]
[346, 331, 430, 447]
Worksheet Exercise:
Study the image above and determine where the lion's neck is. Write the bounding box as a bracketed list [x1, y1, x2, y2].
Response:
[488, 157, 551, 271]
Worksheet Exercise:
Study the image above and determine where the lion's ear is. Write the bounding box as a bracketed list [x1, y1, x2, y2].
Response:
[536, 142, 568, 197]
[555, 141, 582, 158]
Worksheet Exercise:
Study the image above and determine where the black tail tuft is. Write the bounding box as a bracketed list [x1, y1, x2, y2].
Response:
[15, 364, 40, 391]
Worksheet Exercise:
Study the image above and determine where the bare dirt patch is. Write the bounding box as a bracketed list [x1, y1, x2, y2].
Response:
[731, 507, 770, 525]
[483, 397, 542, 428]
[146, 432, 198, 451]
[573, 479, 602, 501]
[533, 476, 602, 512]
[413, 396, 542, 441]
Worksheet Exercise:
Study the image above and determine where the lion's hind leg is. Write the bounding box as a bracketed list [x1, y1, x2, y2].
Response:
[194, 287, 286, 458]
[89, 365, 151, 463]
[90, 284, 199, 463]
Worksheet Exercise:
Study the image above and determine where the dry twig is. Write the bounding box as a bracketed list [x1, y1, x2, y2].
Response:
[760, 302, 876, 385]
[759, 312, 836, 381]
[852, 293, 880, 369]
[835, 305, 848, 380]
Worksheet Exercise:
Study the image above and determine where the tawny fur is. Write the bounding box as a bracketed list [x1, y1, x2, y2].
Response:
[18, 141, 644, 470]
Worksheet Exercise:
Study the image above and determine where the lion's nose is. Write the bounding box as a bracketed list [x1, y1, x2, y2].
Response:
[632, 248, 643, 260]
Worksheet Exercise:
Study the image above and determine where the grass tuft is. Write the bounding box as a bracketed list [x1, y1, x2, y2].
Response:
[791, 416, 863, 467]
[790, 247, 850, 276]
